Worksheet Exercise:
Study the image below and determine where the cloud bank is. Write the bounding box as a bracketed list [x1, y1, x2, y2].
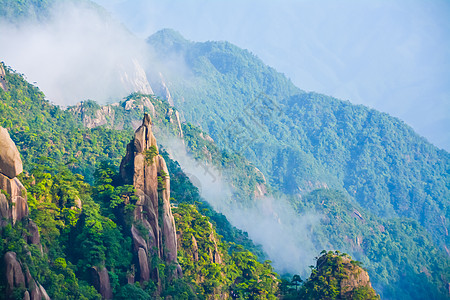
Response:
[0, 1, 151, 105]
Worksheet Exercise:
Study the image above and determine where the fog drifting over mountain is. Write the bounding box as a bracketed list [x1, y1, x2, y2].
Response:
[93, 0, 450, 151]
[0, 1, 152, 105]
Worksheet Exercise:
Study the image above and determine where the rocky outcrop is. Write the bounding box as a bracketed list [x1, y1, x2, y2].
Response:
[69, 103, 115, 129]
[69, 96, 156, 131]
[120, 58, 153, 96]
[90, 266, 113, 300]
[339, 259, 372, 297]
[310, 253, 378, 299]
[137, 248, 150, 283]
[4, 252, 25, 293]
[0, 174, 28, 225]
[191, 235, 199, 262]
[155, 72, 174, 106]
[0, 63, 7, 91]
[0, 127, 23, 179]
[3, 252, 50, 300]
[120, 114, 180, 285]
[0, 127, 29, 226]
[208, 222, 222, 264]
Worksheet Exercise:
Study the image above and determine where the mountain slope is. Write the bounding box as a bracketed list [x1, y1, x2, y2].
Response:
[147, 29, 449, 245]
[146, 29, 450, 299]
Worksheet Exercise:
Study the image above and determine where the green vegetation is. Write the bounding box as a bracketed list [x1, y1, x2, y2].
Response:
[147, 30, 450, 299]
[173, 203, 278, 299]
[296, 189, 449, 299]
[144, 146, 159, 164]
[0, 17, 449, 299]
[297, 251, 379, 300]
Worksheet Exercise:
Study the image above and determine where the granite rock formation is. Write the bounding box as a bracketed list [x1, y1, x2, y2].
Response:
[120, 114, 181, 285]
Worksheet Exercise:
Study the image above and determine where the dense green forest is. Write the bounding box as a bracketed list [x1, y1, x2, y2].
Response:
[147, 29, 448, 245]
[146, 29, 449, 299]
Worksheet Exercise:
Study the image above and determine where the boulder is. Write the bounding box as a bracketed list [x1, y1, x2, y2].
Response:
[38, 283, 51, 300]
[25, 266, 47, 300]
[90, 266, 113, 300]
[0, 127, 23, 179]
[27, 220, 42, 254]
[0, 193, 9, 227]
[23, 291, 31, 300]
[0, 127, 28, 226]
[0, 173, 28, 225]
[138, 248, 150, 283]
[4, 252, 26, 295]
[131, 224, 148, 252]
[3, 252, 49, 300]
[192, 235, 199, 262]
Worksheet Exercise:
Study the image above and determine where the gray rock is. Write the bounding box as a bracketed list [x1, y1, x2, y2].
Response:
[38, 283, 51, 300]
[27, 220, 42, 253]
[4, 252, 26, 297]
[0, 173, 28, 225]
[0, 193, 9, 227]
[90, 266, 113, 300]
[138, 247, 150, 283]
[120, 113, 181, 287]
[0, 127, 23, 179]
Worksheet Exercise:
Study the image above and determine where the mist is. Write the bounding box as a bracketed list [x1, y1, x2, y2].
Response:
[160, 137, 320, 275]
[0, 1, 152, 105]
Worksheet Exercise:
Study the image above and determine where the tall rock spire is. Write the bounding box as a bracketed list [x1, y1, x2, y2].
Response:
[120, 114, 180, 285]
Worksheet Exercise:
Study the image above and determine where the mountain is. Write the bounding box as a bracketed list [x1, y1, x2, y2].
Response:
[0, 0, 54, 22]
[146, 29, 450, 299]
[147, 29, 448, 242]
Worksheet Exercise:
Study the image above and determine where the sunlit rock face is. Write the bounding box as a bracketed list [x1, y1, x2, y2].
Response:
[120, 114, 181, 286]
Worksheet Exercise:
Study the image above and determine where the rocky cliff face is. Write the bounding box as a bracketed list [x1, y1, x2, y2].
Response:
[0, 63, 7, 91]
[0, 126, 49, 300]
[120, 114, 181, 286]
[69, 96, 156, 130]
[120, 58, 154, 96]
[4, 252, 50, 300]
[0, 127, 27, 225]
[152, 72, 174, 106]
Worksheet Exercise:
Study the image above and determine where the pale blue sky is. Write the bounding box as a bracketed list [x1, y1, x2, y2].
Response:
[93, 0, 450, 150]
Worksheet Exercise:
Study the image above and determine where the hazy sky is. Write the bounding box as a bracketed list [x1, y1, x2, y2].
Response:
[92, 0, 450, 151]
